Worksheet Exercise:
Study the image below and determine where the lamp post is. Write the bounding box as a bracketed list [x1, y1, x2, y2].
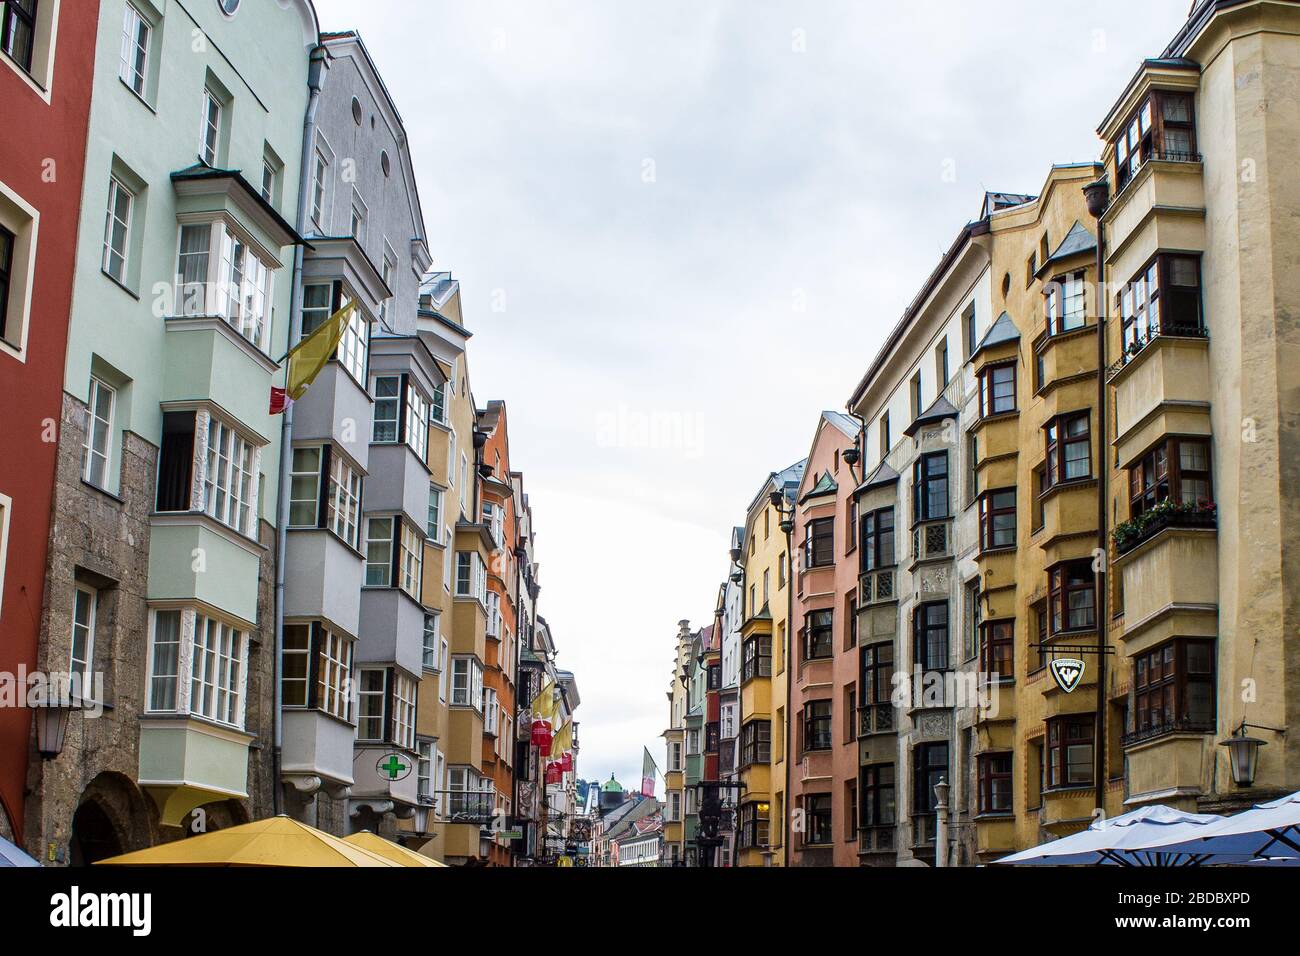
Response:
[1220, 721, 1285, 789]
[933, 777, 950, 868]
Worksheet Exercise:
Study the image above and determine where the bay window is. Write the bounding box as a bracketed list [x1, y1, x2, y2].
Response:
[451, 656, 484, 709]
[980, 620, 1014, 679]
[281, 622, 353, 721]
[859, 642, 894, 731]
[1114, 90, 1197, 192]
[978, 489, 1016, 551]
[1047, 714, 1094, 788]
[912, 601, 948, 671]
[371, 372, 429, 458]
[803, 609, 833, 661]
[978, 362, 1016, 417]
[1120, 254, 1203, 356]
[422, 612, 440, 670]
[1045, 272, 1087, 335]
[147, 608, 248, 729]
[1133, 639, 1215, 738]
[364, 516, 421, 599]
[454, 550, 487, 604]
[913, 452, 948, 522]
[978, 753, 1013, 814]
[1045, 412, 1090, 486]
[1128, 437, 1212, 516]
[364, 517, 394, 586]
[1049, 560, 1096, 635]
[741, 634, 771, 682]
[804, 794, 832, 846]
[300, 282, 368, 383]
[802, 700, 832, 752]
[860, 764, 895, 828]
[372, 376, 400, 442]
[171, 220, 275, 350]
[804, 517, 834, 568]
[326, 451, 362, 548]
[398, 520, 422, 600]
[860, 507, 895, 571]
[739, 719, 770, 767]
[155, 409, 261, 537]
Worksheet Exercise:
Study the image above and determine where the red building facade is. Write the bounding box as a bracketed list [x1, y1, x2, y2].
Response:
[0, 0, 100, 847]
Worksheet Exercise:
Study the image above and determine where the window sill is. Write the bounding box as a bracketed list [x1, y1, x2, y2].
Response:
[118, 76, 157, 114]
[101, 269, 140, 300]
[81, 479, 126, 506]
[1039, 476, 1097, 504]
[1042, 785, 1094, 797]
[974, 811, 1015, 821]
[975, 409, 1019, 427]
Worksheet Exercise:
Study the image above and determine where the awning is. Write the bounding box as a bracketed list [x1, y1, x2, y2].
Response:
[95, 815, 399, 867]
[343, 830, 448, 867]
[993, 805, 1225, 866]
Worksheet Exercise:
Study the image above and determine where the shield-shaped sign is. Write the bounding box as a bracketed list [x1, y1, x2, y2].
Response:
[1049, 658, 1086, 694]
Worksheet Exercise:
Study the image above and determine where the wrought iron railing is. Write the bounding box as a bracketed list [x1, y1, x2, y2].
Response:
[1107, 321, 1208, 380]
[1114, 506, 1217, 556]
[1122, 718, 1216, 747]
[427, 790, 497, 823]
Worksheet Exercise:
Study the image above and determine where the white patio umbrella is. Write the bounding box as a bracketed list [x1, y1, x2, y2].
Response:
[0, 834, 40, 867]
[1135, 790, 1300, 863]
[994, 805, 1226, 866]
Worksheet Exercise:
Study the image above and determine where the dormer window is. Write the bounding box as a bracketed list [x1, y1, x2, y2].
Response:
[1114, 91, 1197, 192]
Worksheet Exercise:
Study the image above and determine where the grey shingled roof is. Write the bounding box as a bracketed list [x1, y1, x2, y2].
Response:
[856, 461, 900, 495]
[971, 311, 1021, 362]
[904, 396, 960, 439]
[1041, 221, 1097, 272]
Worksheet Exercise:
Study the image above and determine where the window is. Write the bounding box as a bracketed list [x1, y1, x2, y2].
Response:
[1128, 437, 1213, 516]
[119, 3, 150, 96]
[310, 148, 329, 226]
[860, 643, 893, 724]
[1049, 561, 1096, 635]
[102, 177, 133, 283]
[846, 499, 858, 553]
[438, 639, 449, 701]
[392, 673, 416, 750]
[288, 447, 321, 527]
[398, 521, 422, 600]
[913, 742, 949, 815]
[0, 224, 13, 344]
[372, 375, 400, 442]
[935, 338, 949, 387]
[860, 507, 894, 572]
[261, 159, 275, 203]
[762, 568, 769, 607]
[454, 551, 487, 603]
[978, 363, 1016, 417]
[802, 701, 832, 752]
[216, 226, 271, 347]
[81, 377, 116, 488]
[175, 224, 210, 316]
[365, 517, 394, 586]
[336, 302, 368, 385]
[913, 602, 948, 672]
[349, 192, 366, 244]
[804, 517, 834, 568]
[962, 303, 977, 359]
[913, 452, 949, 522]
[173, 221, 274, 348]
[70, 585, 96, 688]
[148, 609, 182, 711]
[1045, 412, 1090, 486]
[1133, 639, 1215, 737]
[417, 740, 434, 803]
[667, 790, 682, 823]
[669, 740, 682, 771]
[281, 623, 353, 721]
[451, 656, 483, 709]
[804, 609, 832, 662]
[860, 764, 895, 828]
[325, 451, 361, 547]
[357, 669, 386, 740]
[777, 552, 786, 589]
[1120, 254, 1203, 354]
[909, 371, 922, 421]
[1, 0, 37, 71]
[739, 720, 770, 767]
[978, 753, 1013, 814]
[431, 380, 446, 424]
[427, 486, 443, 542]
[962, 578, 981, 662]
[1045, 272, 1087, 335]
[980, 620, 1014, 679]
[204, 417, 255, 535]
[190, 613, 245, 727]
[965, 433, 978, 506]
[978, 489, 1016, 551]
[1114, 91, 1197, 191]
[1047, 715, 1094, 788]
[804, 794, 832, 846]
[879, 413, 891, 459]
[200, 88, 222, 166]
[741, 635, 771, 682]
[1033, 342, 1046, 392]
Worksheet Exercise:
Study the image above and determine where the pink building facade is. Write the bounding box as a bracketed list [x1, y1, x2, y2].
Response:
[789, 412, 862, 867]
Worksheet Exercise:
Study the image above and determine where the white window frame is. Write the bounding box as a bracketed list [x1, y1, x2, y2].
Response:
[438, 638, 449, 702]
[326, 452, 361, 548]
[405, 380, 429, 460]
[200, 87, 222, 166]
[318, 628, 353, 721]
[392, 672, 416, 751]
[399, 520, 422, 601]
[422, 612, 440, 670]
[118, 2, 150, 98]
[451, 656, 483, 710]
[71, 584, 96, 689]
[372, 374, 400, 443]
[204, 414, 255, 535]
[82, 376, 116, 488]
[364, 516, 394, 587]
[483, 686, 499, 735]
[288, 446, 322, 528]
[356, 668, 386, 741]
[427, 485, 443, 543]
[336, 302, 368, 385]
[102, 176, 133, 283]
[310, 146, 329, 228]
[349, 188, 367, 245]
[189, 612, 247, 728]
[0, 493, 11, 621]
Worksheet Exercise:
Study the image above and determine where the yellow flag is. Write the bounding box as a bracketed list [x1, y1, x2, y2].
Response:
[530, 680, 557, 722]
[287, 300, 356, 400]
[549, 721, 572, 759]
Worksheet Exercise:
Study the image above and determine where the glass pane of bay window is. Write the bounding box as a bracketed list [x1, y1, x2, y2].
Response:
[149, 610, 182, 711]
[176, 224, 211, 316]
[204, 417, 255, 535]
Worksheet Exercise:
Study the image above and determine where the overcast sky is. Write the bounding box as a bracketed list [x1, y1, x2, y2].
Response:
[313, 0, 1193, 792]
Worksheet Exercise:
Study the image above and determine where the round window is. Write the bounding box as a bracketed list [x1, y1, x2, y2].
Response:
[218, 0, 240, 15]
[352, 97, 363, 126]
[380, 150, 391, 177]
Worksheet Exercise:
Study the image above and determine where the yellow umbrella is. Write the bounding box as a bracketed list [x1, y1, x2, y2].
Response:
[343, 831, 448, 867]
[95, 815, 399, 867]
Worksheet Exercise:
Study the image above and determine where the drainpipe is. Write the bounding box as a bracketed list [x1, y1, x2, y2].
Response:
[782, 503, 795, 866]
[1084, 176, 1111, 815]
[272, 45, 328, 818]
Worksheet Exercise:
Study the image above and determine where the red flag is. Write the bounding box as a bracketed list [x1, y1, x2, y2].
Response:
[560, 752, 573, 772]
[641, 746, 657, 797]
[531, 719, 553, 750]
[545, 761, 563, 784]
[269, 386, 293, 415]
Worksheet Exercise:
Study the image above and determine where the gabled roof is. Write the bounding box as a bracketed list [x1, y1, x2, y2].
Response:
[799, 470, 838, 505]
[1038, 221, 1097, 275]
[981, 191, 1036, 218]
[821, 410, 861, 439]
[856, 461, 900, 495]
[970, 311, 1021, 362]
[170, 164, 305, 247]
[904, 396, 960, 439]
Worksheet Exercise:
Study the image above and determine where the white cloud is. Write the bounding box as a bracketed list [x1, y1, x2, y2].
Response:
[313, 0, 1194, 789]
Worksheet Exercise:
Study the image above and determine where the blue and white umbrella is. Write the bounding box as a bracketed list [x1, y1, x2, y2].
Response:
[0, 834, 40, 867]
[1136, 790, 1300, 863]
[994, 805, 1226, 866]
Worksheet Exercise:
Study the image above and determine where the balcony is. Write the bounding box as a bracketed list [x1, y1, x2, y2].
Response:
[1113, 503, 1217, 557]
[137, 716, 253, 826]
[1122, 718, 1215, 748]
[1108, 321, 1207, 380]
[857, 704, 895, 737]
[427, 789, 497, 824]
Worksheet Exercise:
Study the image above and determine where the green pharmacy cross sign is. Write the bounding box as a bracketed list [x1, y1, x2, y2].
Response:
[376, 753, 413, 781]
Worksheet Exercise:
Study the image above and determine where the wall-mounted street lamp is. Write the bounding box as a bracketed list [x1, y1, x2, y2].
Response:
[34, 699, 74, 760]
[1220, 721, 1285, 788]
[768, 491, 795, 535]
